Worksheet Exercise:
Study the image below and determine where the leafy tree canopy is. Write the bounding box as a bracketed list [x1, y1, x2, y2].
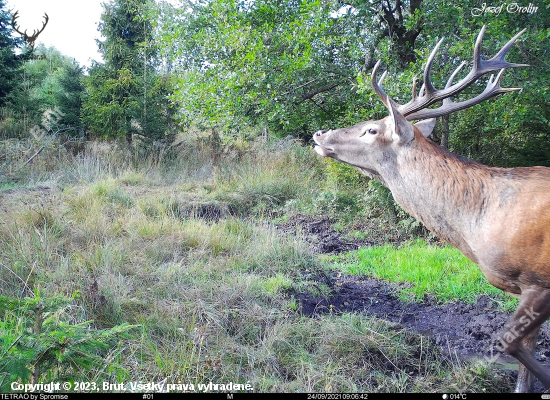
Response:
[160, 0, 549, 165]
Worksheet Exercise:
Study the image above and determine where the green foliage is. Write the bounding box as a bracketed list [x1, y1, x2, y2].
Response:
[409, 0, 550, 168]
[364, 180, 403, 219]
[0, 0, 22, 107]
[162, 0, 375, 138]
[2, 45, 85, 139]
[0, 290, 136, 392]
[323, 158, 370, 190]
[54, 63, 85, 135]
[82, 65, 137, 139]
[312, 190, 363, 218]
[3, 0, 549, 168]
[159, 0, 549, 167]
[82, 0, 175, 143]
[450, 80, 550, 167]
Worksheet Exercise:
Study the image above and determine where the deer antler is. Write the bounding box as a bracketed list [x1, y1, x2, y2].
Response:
[371, 26, 529, 121]
[10, 11, 49, 50]
[10, 11, 25, 37]
[27, 13, 49, 42]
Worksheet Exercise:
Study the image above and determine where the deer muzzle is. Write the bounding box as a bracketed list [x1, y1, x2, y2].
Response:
[313, 130, 334, 156]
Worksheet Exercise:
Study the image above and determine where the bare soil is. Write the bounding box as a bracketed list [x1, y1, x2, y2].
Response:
[295, 273, 550, 361]
[276, 213, 429, 253]
[280, 214, 550, 391]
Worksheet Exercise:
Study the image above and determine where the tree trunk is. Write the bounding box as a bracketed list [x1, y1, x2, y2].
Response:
[441, 114, 449, 150]
[31, 304, 44, 385]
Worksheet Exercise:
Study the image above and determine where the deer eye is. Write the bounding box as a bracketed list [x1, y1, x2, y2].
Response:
[359, 127, 378, 137]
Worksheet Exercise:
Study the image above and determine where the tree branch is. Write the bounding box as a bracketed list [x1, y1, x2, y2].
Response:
[298, 82, 341, 103]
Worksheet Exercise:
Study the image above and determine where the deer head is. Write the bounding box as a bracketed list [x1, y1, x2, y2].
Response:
[313, 26, 527, 185]
[11, 11, 49, 53]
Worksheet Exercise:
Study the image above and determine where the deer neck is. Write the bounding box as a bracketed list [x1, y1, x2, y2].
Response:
[379, 137, 494, 262]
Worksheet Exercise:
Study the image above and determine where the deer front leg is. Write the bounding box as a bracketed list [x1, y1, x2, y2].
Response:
[514, 328, 538, 392]
[501, 289, 550, 392]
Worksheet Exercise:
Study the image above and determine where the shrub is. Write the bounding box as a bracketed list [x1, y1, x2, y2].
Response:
[0, 290, 136, 391]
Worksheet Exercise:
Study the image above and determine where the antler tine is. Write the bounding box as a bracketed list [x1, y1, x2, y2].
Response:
[11, 10, 18, 24]
[423, 37, 445, 94]
[406, 68, 521, 120]
[473, 25, 486, 71]
[490, 68, 523, 94]
[442, 61, 466, 106]
[418, 83, 425, 98]
[411, 76, 417, 100]
[371, 60, 391, 107]
[445, 61, 467, 90]
[395, 37, 444, 113]
[40, 13, 49, 33]
[28, 13, 49, 40]
[485, 27, 529, 70]
[11, 10, 24, 36]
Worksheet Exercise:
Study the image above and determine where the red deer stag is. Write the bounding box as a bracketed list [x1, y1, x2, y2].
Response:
[313, 26, 550, 393]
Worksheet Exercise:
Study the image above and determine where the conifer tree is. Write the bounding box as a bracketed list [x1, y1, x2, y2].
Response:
[0, 1, 22, 107]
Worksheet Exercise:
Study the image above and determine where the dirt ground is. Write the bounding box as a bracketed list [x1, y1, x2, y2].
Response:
[279, 214, 550, 391]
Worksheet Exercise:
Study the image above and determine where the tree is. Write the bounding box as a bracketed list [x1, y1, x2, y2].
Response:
[82, 0, 174, 144]
[160, 0, 431, 140]
[416, 0, 550, 167]
[163, 0, 356, 138]
[342, 0, 424, 69]
[54, 62, 85, 135]
[0, 0, 22, 107]
[158, 0, 550, 166]
[4, 45, 85, 138]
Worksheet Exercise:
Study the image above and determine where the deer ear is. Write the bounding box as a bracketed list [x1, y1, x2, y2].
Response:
[387, 96, 414, 143]
[414, 119, 436, 138]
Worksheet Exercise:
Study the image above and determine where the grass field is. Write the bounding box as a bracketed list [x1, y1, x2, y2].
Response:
[0, 134, 515, 392]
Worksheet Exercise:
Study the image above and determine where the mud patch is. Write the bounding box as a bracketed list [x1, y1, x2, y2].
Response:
[295, 272, 550, 390]
[277, 214, 365, 253]
[277, 214, 436, 254]
[281, 214, 550, 363]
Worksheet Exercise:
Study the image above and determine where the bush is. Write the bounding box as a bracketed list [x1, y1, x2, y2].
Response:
[313, 190, 363, 217]
[323, 158, 370, 190]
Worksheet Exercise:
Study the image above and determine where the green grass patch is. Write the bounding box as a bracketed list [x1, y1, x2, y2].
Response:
[0, 181, 21, 191]
[327, 240, 517, 310]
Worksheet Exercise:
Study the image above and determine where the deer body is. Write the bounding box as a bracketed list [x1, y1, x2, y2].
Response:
[375, 125, 550, 294]
[313, 27, 550, 392]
